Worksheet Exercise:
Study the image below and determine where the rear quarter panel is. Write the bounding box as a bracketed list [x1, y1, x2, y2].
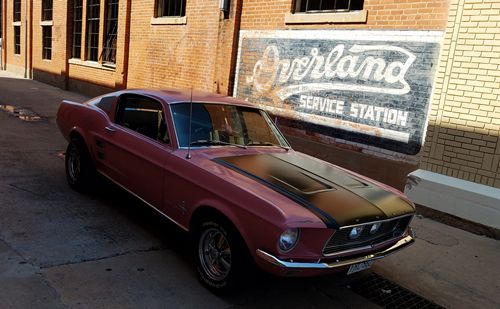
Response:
[56, 100, 110, 161]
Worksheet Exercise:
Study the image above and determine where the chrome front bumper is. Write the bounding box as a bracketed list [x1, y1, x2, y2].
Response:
[256, 234, 415, 269]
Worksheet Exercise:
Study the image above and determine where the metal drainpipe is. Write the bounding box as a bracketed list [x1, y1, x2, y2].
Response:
[228, 0, 243, 96]
[121, 0, 132, 89]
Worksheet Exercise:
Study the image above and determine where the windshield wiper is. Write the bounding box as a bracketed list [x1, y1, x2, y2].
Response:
[190, 139, 247, 149]
[246, 141, 291, 151]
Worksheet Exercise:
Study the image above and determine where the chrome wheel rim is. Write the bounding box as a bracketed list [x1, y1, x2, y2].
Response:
[198, 227, 232, 281]
[67, 145, 81, 183]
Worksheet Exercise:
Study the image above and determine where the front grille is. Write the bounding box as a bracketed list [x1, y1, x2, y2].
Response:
[323, 215, 412, 255]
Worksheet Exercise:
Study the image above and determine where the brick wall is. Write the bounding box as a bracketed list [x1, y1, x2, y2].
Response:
[66, 0, 129, 96]
[421, 0, 500, 187]
[240, 0, 449, 30]
[127, 0, 220, 91]
[3, 0, 29, 76]
[31, 0, 68, 88]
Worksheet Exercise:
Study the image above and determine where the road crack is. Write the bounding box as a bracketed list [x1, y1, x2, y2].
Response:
[39, 246, 166, 269]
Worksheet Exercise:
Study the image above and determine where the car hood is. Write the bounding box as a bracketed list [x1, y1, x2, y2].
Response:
[213, 152, 414, 228]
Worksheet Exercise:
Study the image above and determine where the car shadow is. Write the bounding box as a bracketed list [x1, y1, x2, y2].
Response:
[86, 175, 373, 307]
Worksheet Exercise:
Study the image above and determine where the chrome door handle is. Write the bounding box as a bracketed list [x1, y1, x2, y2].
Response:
[105, 126, 116, 133]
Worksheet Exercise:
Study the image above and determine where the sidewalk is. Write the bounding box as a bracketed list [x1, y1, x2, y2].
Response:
[376, 216, 500, 308]
[1, 70, 499, 308]
[0, 71, 88, 121]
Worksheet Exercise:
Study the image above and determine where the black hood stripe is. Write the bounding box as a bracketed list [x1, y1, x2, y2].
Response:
[214, 153, 414, 227]
[213, 158, 339, 229]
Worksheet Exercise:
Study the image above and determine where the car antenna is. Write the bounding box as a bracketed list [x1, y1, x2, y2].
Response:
[186, 88, 193, 160]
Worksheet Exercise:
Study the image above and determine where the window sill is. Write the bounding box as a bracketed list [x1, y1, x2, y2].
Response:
[68, 59, 116, 72]
[12, 21, 21, 26]
[40, 21, 53, 26]
[150, 16, 187, 25]
[285, 10, 368, 24]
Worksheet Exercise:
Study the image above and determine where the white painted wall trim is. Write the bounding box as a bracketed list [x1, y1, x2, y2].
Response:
[405, 169, 500, 229]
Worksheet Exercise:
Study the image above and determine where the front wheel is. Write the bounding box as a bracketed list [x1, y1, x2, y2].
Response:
[65, 138, 96, 192]
[194, 219, 251, 293]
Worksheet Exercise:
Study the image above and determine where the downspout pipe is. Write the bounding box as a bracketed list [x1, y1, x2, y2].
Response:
[121, 0, 132, 89]
[64, 1, 71, 90]
[228, 0, 243, 96]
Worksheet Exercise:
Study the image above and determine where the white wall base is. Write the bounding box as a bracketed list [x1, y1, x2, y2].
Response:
[404, 169, 500, 229]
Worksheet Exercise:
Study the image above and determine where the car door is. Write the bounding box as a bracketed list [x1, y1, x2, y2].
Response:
[98, 94, 172, 209]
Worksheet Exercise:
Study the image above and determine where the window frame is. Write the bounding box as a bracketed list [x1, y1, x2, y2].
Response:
[286, 0, 367, 24]
[101, 0, 119, 65]
[85, 0, 101, 62]
[13, 0, 21, 22]
[71, 0, 84, 59]
[292, 0, 364, 13]
[14, 26, 21, 55]
[42, 0, 53, 21]
[155, 0, 186, 18]
[0, 0, 3, 39]
[42, 26, 52, 60]
[114, 94, 171, 145]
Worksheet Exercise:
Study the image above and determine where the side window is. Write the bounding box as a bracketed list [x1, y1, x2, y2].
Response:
[115, 95, 170, 144]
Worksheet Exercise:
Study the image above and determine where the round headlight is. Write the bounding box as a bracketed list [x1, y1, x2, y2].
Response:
[370, 222, 381, 234]
[349, 226, 364, 239]
[278, 228, 299, 252]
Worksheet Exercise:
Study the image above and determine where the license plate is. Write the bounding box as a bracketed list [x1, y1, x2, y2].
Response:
[347, 261, 373, 275]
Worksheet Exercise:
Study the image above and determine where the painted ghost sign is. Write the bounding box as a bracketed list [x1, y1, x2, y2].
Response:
[234, 30, 442, 155]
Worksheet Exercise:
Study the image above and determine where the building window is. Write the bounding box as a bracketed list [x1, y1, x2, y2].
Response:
[42, 26, 52, 60]
[42, 0, 53, 21]
[14, 26, 21, 54]
[14, 0, 22, 22]
[156, 0, 185, 17]
[72, 0, 83, 59]
[294, 0, 363, 13]
[86, 0, 100, 61]
[0, 1, 3, 39]
[101, 0, 119, 65]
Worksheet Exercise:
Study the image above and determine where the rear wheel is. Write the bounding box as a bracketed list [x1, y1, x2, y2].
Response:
[194, 218, 252, 294]
[65, 138, 96, 192]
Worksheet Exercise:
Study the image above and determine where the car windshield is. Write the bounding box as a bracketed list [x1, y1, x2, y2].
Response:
[171, 103, 290, 149]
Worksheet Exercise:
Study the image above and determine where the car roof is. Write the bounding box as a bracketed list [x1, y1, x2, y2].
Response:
[120, 88, 256, 108]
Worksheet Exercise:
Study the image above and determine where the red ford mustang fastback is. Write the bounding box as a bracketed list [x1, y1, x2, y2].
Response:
[56, 89, 415, 293]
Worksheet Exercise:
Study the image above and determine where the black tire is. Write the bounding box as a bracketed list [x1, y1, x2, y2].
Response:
[193, 218, 252, 294]
[65, 138, 96, 192]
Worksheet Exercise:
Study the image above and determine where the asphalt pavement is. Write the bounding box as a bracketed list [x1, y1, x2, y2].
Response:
[0, 71, 499, 308]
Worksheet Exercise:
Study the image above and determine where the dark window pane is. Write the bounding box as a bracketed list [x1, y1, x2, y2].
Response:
[0, 1, 3, 38]
[350, 0, 364, 10]
[101, 0, 119, 64]
[14, 0, 21, 22]
[115, 96, 169, 143]
[42, 0, 53, 21]
[171, 103, 286, 148]
[86, 0, 100, 61]
[14, 26, 21, 54]
[297, 0, 364, 12]
[157, 0, 185, 17]
[42, 26, 52, 60]
[72, 0, 83, 59]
